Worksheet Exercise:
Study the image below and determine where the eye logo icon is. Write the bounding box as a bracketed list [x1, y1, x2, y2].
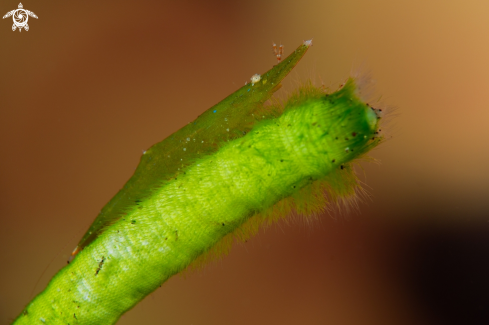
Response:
[3, 3, 38, 32]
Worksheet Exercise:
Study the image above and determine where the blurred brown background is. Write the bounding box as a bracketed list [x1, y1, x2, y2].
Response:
[1, 0, 489, 324]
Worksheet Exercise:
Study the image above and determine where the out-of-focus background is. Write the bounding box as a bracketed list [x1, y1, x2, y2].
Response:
[1, 0, 489, 324]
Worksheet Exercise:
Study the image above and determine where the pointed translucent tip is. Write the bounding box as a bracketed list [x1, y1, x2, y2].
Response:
[303, 39, 313, 47]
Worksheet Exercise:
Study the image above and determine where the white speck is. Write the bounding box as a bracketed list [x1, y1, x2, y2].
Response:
[226, 128, 229, 132]
[183, 148, 186, 151]
[142, 241, 148, 246]
[186, 137, 190, 141]
[40, 318, 46, 323]
[224, 118, 228, 121]
[345, 147, 350, 152]
[202, 140, 204, 143]
[303, 39, 313, 47]
[142, 150, 146, 154]
[250, 74, 261, 85]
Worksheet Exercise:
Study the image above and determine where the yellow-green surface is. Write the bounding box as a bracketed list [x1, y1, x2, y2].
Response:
[73, 42, 312, 256]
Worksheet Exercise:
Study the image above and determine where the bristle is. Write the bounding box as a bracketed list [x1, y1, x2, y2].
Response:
[350, 69, 376, 104]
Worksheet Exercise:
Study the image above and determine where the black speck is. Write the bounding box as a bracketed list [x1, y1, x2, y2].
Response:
[95, 256, 105, 275]
[131, 220, 136, 224]
[222, 223, 225, 226]
[280, 159, 284, 162]
[340, 165, 344, 170]
[332, 159, 336, 163]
